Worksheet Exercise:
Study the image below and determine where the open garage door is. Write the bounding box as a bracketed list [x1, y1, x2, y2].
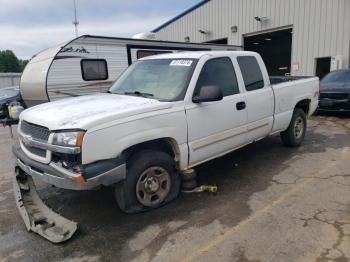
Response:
[244, 28, 292, 76]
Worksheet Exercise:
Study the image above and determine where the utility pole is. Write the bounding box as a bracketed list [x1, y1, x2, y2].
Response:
[72, 0, 79, 36]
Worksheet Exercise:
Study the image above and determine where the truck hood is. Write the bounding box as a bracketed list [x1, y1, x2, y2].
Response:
[20, 94, 171, 130]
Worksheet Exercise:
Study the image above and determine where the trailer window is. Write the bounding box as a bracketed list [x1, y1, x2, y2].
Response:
[137, 50, 172, 59]
[237, 56, 265, 91]
[81, 59, 108, 81]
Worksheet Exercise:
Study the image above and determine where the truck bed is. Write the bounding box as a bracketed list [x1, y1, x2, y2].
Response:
[271, 76, 319, 133]
[269, 76, 314, 85]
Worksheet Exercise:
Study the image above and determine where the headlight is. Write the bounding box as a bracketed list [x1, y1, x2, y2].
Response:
[52, 131, 85, 147]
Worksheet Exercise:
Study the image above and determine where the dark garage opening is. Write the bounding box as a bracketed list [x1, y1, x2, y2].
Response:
[244, 28, 292, 76]
[315, 57, 331, 79]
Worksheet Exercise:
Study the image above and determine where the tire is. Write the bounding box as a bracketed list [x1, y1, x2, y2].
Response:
[180, 170, 197, 181]
[115, 150, 181, 214]
[181, 180, 197, 190]
[280, 108, 307, 147]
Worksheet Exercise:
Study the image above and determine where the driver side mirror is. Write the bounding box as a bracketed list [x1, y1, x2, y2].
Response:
[192, 85, 223, 103]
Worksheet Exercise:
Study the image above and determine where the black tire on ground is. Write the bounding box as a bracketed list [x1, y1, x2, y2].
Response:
[181, 179, 198, 190]
[115, 150, 181, 214]
[280, 108, 307, 147]
[180, 170, 197, 181]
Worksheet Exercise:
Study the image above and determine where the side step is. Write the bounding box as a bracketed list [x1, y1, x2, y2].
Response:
[13, 172, 77, 243]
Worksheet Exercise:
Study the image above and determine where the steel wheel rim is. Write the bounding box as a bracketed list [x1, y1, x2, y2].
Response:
[136, 166, 171, 207]
[294, 116, 304, 139]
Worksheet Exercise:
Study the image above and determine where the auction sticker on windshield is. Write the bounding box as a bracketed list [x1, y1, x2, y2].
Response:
[170, 60, 193, 66]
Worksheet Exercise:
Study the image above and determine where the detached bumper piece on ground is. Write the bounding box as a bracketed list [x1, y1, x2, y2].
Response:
[13, 171, 77, 243]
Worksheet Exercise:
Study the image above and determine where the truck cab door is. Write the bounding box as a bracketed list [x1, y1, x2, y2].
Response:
[185, 56, 247, 167]
[236, 56, 274, 142]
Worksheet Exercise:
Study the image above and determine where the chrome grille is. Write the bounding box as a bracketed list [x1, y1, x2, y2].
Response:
[23, 144, 46, 157]
[21, 121, 50, 142]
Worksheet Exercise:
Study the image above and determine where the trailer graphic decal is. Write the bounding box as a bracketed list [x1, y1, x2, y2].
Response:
[59, 46, 90, 54]
[54, 55, 88, 60]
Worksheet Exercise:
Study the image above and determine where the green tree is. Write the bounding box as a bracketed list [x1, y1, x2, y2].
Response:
[19, 59, 29, 71]
[0, 50, 27, 72]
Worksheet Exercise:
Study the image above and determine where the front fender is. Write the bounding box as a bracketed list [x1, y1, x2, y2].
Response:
[82, 110, 188, 169]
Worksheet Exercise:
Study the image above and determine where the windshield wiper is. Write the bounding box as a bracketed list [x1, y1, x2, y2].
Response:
[124, 91, 154, 97]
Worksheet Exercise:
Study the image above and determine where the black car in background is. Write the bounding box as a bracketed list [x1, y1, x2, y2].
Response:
[0, 86, 22, 119]
[318, 69, 350, 112]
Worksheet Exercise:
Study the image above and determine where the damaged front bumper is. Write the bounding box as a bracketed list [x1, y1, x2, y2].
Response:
[13, 144, 126, 190]
[13, 171, 77, 243]
[12, 144, 126, 243]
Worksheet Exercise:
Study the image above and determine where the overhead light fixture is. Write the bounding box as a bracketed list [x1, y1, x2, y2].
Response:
[198, 29, 209, 35]
[265, 38, 272, 41]
[254, 16, 268, 22]
[231, 26, 238, 33]
[279, 67, 288, 70]
[253, 42, 259, 45]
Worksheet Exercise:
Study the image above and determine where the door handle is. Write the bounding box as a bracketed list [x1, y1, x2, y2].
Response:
[236, 101, 246, 110]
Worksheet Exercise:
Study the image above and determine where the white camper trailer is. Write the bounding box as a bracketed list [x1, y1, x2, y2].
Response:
[20, 35, 241, 107]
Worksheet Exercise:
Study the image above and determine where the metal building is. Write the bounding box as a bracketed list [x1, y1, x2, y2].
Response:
[0, 73, 21, 89]
[153, 0, 350, 78]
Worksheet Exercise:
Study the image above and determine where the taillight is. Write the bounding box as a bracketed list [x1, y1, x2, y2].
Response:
[314, 83, 320, 98]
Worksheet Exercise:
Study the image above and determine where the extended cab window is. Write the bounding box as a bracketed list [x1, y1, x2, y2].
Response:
[237, 56, 265, 91]
[195, 57, 239, 97]
[81, 59, 108, 81]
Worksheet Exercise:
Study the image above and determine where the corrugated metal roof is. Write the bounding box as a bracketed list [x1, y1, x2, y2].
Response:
[152, 0, 210, 32]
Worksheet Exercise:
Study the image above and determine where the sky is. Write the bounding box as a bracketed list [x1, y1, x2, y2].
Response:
[0, 0, 200, 59]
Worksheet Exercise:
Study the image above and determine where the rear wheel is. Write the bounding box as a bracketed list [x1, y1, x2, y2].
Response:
[115, 150, 180, 214]
[280, 108, 307, 147]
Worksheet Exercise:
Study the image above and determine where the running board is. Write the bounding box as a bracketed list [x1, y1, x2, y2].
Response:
[13, 173, 77, 243]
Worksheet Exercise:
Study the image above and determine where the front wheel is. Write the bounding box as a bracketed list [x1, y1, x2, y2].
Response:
[115, 150, 181, 214]
[280, 108, 307, 147]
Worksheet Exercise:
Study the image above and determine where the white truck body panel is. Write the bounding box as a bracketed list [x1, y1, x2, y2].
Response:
[17, 50, 319, 173]
[271, 77, 319, 133]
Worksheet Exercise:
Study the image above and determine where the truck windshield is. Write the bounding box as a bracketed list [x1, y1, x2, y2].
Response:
[109, 59, 197, 101]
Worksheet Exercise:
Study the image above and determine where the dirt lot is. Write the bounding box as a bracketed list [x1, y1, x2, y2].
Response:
[0, 114, 349, 262]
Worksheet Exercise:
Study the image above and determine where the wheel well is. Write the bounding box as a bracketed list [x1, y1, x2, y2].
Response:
[295, 99, 311, 115]
[122, 138, 179, 162]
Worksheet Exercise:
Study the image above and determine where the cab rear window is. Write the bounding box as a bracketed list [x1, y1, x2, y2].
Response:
[237, 56, 264, 91]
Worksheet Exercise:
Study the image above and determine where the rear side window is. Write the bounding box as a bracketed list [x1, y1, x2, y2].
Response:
[237, 56, 264, 91]
[195, 57, 239, 97]
[81, 59, 108, 81]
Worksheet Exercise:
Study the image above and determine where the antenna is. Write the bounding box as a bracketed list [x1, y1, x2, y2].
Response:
[72, 0, 79, 36]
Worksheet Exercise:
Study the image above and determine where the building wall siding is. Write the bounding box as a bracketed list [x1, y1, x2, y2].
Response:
[0, 73, 21, 89]
[156, 0, 350, 76]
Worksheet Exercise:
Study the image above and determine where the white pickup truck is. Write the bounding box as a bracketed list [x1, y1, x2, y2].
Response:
[13, 51, 319, 242]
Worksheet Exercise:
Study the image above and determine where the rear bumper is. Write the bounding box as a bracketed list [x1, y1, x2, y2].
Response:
[318, 98, 350, 111]
[13, 144, 126, 190]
